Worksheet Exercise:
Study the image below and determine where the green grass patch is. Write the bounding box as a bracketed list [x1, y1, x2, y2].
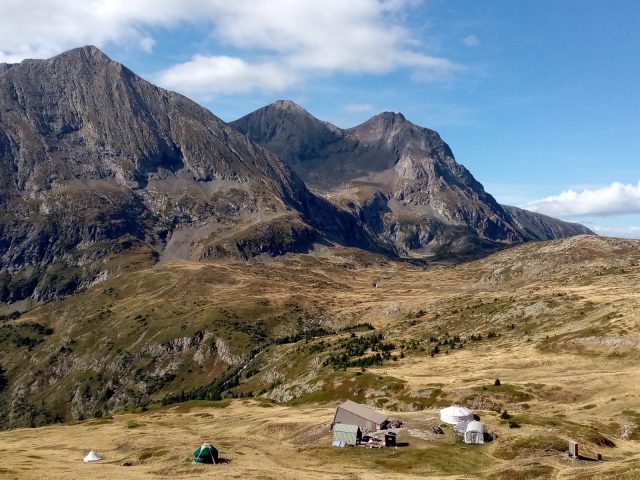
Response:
[168, 399, 231, 413]
[399, 387, 442, 410]
[253, 397, 276, 407]
[505, 414, 562, 428]
[476, 383, 533, 402]
[498, 464, 555, 480]
[306, 444, 492, 476]
[85, 416, 113, 425]
[514, 435, 566, 451]
[138, 448, 169, 461]
[127, 420, 143, 429]
[287, 371, 406, 406]
[495, 435, 566, 460]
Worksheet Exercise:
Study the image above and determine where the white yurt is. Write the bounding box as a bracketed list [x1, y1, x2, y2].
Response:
[439, 405, 474, 425]
[464, 421, 485, 444]
[83, 450, 103, 462]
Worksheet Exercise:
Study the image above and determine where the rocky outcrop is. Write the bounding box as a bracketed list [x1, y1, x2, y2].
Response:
[503, 205, 592, 240]
[1, 326, 244, 428]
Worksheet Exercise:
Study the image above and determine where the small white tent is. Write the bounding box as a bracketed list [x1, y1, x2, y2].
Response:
[439, 405, 474, 425]
[83, 450, 103, 462]
[464, 421, 485, 444]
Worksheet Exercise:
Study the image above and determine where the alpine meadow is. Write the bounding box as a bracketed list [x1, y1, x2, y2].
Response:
[1, 2, 640, 479]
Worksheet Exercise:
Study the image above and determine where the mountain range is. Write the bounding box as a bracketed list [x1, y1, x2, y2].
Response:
[232, 100, 591, 258]
[0, 46, 591, 302]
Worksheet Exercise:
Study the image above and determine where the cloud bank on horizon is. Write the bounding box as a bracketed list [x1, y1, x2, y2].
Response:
[523, 181, 640, 218]
[0, 0, 459, 98]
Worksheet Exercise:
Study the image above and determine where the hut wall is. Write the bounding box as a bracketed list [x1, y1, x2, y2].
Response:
[333, 430, 358, 445]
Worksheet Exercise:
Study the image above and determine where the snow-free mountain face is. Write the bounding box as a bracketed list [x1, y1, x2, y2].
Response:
[232, 101, 592, 258]
[0, 46, 590, 302]
[0, 47, 385, 301]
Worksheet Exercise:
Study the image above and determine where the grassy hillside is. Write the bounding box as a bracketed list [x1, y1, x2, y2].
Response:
[1, 235, 640, 478]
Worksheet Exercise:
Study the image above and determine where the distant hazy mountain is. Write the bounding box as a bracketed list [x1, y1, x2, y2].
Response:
[0, 47, 385, 301]
[232, 100, 592, 258]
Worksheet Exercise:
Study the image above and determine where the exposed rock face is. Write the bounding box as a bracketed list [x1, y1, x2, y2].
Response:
[0, 47, 383, 301]
[0, 46, 591, 301]
[502, 205, 592, 240]
[232, 102, 593, 258]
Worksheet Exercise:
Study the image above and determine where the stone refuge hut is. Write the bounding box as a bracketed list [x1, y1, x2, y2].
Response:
[331, 400, 389, 432]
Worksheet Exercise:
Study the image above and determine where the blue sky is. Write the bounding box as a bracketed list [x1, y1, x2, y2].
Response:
[1, 0, 639, 237]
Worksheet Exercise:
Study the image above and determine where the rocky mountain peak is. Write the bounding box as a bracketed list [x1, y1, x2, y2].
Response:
[64, 45, 110, 62]
[270, 99, 307, 112]
[231, 100, 344, 167]
[232, 103, 593, 257]
[0, 48, 390, 302]
[369, 110, 407, 125]
[17, 45, 118, 72]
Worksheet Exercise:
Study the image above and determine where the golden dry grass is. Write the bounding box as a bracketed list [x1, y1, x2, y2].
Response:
[2, 235, 640, 479]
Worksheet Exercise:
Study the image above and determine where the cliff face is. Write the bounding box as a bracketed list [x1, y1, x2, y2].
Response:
[233, 102, 592, 258]
[0, 46, 592, 301]
[0, 47, 384, 301]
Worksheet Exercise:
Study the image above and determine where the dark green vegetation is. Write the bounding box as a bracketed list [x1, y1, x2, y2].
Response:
[0, 252, 411, 428]
[0, 364, 7, 392]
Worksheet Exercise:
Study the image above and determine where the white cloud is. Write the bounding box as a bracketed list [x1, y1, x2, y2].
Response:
[139, 36, 156, 53]
[522, 181, 640, 217]
[155, 55, 297, 96]
[462, 34, 480, 47]
[202, 1, 456, 73]
[0, 0, 189, 62]
[343, 103, 377, 114]
[592, 225, 640, 239]
[0, 0, 460, 96]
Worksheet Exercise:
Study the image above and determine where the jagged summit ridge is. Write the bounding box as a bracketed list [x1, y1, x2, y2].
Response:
[0, 47, 386, 301]
[232, 101, 593, 256]
[270, 99, 308, 111]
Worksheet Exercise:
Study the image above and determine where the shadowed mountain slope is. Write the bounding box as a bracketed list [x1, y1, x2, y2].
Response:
[0, 47, 386, 301]
[232, 101, 592, 258]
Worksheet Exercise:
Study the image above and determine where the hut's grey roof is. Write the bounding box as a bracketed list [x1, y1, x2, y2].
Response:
[337, 400, 388, 425]
[333, 423, 360, 433]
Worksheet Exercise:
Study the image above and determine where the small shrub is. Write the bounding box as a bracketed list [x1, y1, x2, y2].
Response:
[591, 434, 615, 448]
[0, 364, 7, 392]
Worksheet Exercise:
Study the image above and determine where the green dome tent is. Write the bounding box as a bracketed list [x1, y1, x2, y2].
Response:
[194, 443, 218, 464]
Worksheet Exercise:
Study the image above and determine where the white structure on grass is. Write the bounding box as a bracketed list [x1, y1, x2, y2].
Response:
[83, 450, 102, 462]
[439, 405, 474, 425]
[464, 421, 485, 444]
